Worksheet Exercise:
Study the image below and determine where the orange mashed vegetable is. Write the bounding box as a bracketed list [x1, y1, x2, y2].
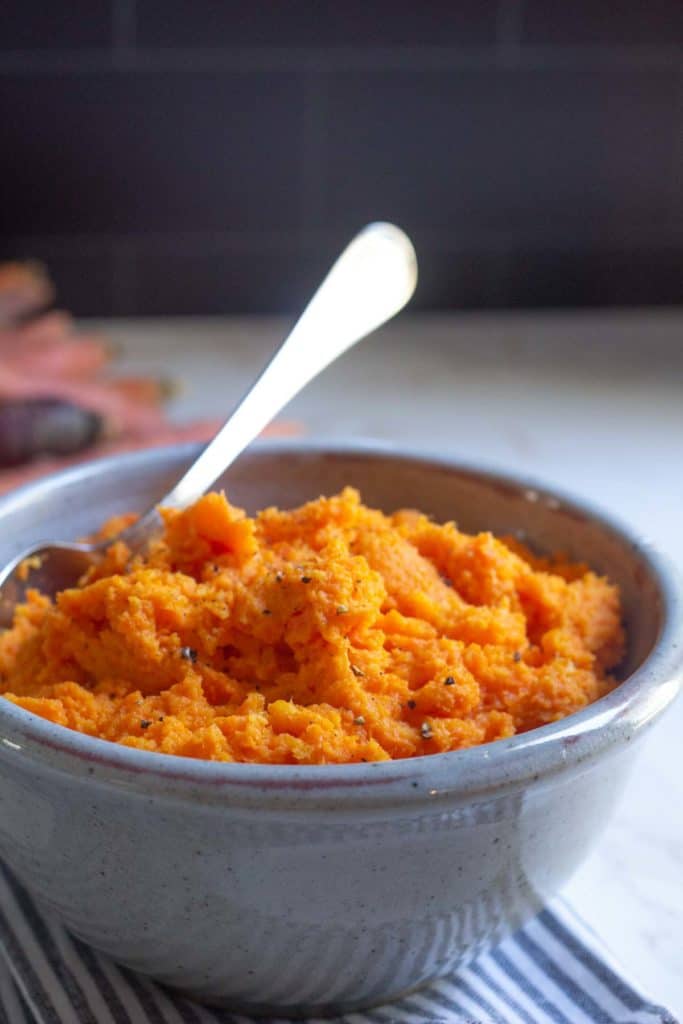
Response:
[0, 488, 624, 764]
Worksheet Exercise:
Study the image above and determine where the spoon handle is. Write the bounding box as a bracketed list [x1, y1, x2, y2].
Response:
[160, 222, 417, 510]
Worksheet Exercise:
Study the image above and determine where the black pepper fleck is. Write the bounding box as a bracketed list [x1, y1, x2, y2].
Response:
[441, 575, 453, 587]
[262, 608, 272, 615]
[513, 651, 521, 662]
[179, 646, 197, 663]
[275, 571, 284, 583]
[140, 719, 151, 729]
[158, 716, 165, 722]
[444, 676, 455, 686]
[407, 699, 416, 710]
[350, 664, 364, 677]
[301, 576, 312, 584]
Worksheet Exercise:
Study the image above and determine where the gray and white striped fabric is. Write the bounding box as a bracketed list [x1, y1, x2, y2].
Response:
[0, 862, 676, 1024]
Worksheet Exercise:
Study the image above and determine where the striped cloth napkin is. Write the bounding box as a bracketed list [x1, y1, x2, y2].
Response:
[0, 862, 676, 1024]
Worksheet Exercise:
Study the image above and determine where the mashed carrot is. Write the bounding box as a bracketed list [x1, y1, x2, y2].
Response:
[0, 488, 624, 764]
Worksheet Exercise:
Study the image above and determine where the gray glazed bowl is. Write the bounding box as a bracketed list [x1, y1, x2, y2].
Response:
[0, 442, 680, 1017]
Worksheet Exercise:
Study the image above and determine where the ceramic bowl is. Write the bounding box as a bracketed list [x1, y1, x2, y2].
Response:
[0, 442, 680, 1017]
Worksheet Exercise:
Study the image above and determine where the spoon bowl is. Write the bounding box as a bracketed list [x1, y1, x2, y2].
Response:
[0, 441, 679, 1014]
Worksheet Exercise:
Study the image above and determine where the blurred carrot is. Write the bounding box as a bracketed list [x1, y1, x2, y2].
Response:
[0, 364, 167, 435]
[108, 376, 172, 407]
[6, 309, 74, 344]
[0, 418, 305, 495]
[0, 257, 306, 496]
[3, 334, 113, 380]
[0, 262, 54, 325]
[0, 399, 102, 466]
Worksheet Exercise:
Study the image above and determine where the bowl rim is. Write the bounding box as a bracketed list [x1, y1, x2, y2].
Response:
[0, 439, 680, 809]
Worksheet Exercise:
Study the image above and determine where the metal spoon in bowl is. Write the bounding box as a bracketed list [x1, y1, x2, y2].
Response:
[0, 222, 417, 627]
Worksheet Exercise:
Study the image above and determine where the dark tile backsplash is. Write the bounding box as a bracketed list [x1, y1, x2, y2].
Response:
[1, 72, 307, 234]
[321, 69, 679, 233]
[137, 1, 499, 50]
[2, 2, 112, 52]
[522, 0, 683, 48]
[129, 236, 323, 316]
[502, 244, 683, 307]
[0, 0, 681, 315]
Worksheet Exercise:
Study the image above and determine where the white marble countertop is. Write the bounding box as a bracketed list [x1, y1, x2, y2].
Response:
[96, 310, 683, 1016]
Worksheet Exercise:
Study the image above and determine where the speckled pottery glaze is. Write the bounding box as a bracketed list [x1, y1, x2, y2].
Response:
[0, 442, 680, 1017]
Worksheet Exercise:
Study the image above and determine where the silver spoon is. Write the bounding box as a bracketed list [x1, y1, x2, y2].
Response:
[0, 222, 417, 627]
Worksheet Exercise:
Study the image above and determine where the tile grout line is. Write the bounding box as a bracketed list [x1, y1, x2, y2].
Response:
[300, 69, 328, 238]
[111, 0, 137, 68]
[0, 46, 681, 75]
[2, 223, 683, 256]
[495, 0, 525, 67]
[111, 238, 138, 317]
[668, 73, 683, 222]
